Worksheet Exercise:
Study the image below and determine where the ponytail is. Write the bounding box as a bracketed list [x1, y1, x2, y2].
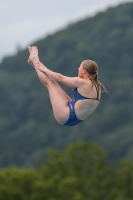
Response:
[82, 60, 109, 95]
[90, 73, 109, 95]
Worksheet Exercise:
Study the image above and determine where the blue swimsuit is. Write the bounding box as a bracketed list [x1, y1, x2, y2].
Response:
[64, 85, 100, 126]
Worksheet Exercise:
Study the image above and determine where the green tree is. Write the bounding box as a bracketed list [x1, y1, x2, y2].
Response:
[33, 140, 115, 200]
[0, 168, 40, 200]
[114, 160, 133, 200]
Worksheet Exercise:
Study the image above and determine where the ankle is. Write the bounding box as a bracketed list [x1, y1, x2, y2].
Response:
[30, 55, 39, 64]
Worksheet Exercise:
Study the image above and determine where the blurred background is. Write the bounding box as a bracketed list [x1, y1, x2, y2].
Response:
[0, 0, 133, 199]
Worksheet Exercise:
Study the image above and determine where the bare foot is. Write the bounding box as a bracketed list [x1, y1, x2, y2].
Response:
[27, 46, 33, 65]
[28, 46, 40, 67]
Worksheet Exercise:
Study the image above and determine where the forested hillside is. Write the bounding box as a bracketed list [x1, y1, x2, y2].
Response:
[0, 141, 133, 200]
[0, 2, 133, 168]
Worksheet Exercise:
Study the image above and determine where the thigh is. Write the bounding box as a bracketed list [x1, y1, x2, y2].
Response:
[34, 68, 72, 124]
[47, 79, 72, 124]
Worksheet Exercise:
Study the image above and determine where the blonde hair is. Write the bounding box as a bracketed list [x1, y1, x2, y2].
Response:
[82, 60, 109, 94]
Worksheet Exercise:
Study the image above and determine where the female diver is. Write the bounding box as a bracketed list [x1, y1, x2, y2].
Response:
[27, 46, 108, 126]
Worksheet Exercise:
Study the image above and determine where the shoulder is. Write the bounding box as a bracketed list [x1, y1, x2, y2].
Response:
[73, 77, 93, 88]
[76, 79, 93, 92]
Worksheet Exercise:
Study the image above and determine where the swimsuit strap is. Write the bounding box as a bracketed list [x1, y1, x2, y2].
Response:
[74, 86, 100, 101]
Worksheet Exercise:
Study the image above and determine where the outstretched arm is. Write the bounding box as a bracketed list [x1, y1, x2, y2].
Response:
[36, 62, 84, 88]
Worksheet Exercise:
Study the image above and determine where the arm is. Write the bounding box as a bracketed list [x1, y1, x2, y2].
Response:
[36, 62, 84, 88]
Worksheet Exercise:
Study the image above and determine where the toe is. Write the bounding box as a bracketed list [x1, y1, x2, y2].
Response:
[28, 46, 32, 53]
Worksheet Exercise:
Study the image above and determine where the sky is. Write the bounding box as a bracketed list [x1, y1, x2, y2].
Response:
[0, 0, 132, 62]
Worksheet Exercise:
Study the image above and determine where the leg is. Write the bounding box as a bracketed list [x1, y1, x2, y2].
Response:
[46, 77, 72, 124]
[28, 46, 71, 125]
